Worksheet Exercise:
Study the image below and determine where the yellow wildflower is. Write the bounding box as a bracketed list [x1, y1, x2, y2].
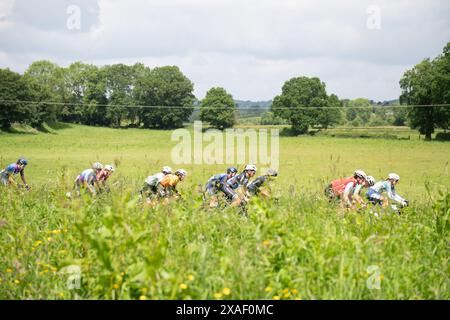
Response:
[187, 274, 194, 281]
[264, 286, 272, 292]
[179, 283, 188, 290]
[222, 287, 231, 295]
[139, 295, 147, 300]
[273, 295, 280, 300]
[214, 293, 223, 299]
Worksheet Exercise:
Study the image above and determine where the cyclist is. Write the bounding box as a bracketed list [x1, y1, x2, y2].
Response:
[74, 162, 103, 196]
[325, 170, 367, 208]
[204, 167, 238, 208]
[140, 166, 172, 201]
[157, 169, 187, 199]
[97, 164, 115, 193]
[223, 164, 257, 207]
[351, 175, 376, 208]
[247, 168, 278, 198]
[0, 158, 29, 189]
[366, 173, 408, 210]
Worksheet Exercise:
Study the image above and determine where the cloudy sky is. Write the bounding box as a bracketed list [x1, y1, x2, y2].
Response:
[0, 0, 449, 101]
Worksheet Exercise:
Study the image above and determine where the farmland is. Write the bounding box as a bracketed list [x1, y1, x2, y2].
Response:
[0, 123, 448, 299]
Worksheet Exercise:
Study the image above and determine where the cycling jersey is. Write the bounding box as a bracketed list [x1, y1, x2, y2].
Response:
[247, 175, 268, 195]
[1, 163, 24, 185]
[4, 163, 23, 176]
[97, 170, 110, 182]
[158, 174, 181, 197]
[331, 177, 357, 196]
[205, 173, 228, 195]
[227, 172, 250, 189]
[222, 172, 251, 200]
[366, 180, 405, 203]
[145, 172, 165, 187]
[76, 169, 97, 185]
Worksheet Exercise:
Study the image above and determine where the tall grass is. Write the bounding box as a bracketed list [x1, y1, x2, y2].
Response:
[0, 178, 448, 299]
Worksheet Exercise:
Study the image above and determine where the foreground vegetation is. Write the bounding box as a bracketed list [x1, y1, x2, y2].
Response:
[0, 124, 448, 299]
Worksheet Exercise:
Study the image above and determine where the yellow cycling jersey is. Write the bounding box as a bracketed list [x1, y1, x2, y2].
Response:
[159, 174, 180, 188]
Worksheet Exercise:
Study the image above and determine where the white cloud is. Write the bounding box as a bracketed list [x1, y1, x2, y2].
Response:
[0, 0, 449, 100]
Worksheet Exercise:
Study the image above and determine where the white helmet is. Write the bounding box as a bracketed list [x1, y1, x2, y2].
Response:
[162, 166, 172, 174]
[92, 162, 103, 170]
[388, 173, 400, 181]
[354, 169, 367, 179]
[245, 164, 257, 172]
[175, 169, 187, 177]
[104, 165, 115, 172]
[365, 175, 375, 186]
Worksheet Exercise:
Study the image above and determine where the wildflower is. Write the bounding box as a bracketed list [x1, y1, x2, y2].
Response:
[52, 229, 61, 235]
[113, 284, 120, 289]
[139, 295, 147, 300]
[120, 272, 125, 277]
[47, 237, 53, 242]
[6, 268, 13, 273]
[187, 274, 194, 281]
[264, 286, 272, 292]
[33, 240, 42, 247]
[179, 283, 188, 290]
[262, 240, 271, 247]
[284, 292, 290, 298]
[222, 287, 231, 296]
[273, 295, 280, 300]
[282, 288, 289, 294]
[14, 279, 20, 285]
[214, 293, 223, 299]
[59, 292, 64, 298]
[291, 289, 299, 294]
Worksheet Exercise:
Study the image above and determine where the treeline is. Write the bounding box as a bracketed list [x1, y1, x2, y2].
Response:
[259, 98, 406, 127]
[1, 41, 448, 139]
[0, 61, 195, 130]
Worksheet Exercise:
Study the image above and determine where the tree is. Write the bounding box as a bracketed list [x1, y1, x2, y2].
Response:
[102, 64, 135, 127]
[345, 98, 371, 125]
[317, 93, 342, 129]
[400, 42, 450, 140]
[60, 62, 107, 125]
[135, 66, 195, 129]
[23, 60, 65, 126]
[0, 68, 35, 130]
[200, 87, 236, 129]
[272, 76, 341, 134]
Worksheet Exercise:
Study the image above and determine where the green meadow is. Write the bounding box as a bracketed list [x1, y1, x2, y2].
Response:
[0, 123, 448, 299]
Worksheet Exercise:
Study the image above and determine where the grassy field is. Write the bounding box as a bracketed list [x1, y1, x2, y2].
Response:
[0, 123, 448, 299]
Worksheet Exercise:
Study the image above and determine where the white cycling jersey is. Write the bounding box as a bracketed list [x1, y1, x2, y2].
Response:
[145, 172, 165, 186]
[369, 180, 405, 203]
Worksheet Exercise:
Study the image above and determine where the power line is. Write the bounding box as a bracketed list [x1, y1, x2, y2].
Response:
[0, 99, 449, 110]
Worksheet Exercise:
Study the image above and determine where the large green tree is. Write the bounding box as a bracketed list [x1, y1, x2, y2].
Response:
[400, 42, 450, 140]
[0, 68, 36, 130]
[23, 60, 65, 126]
[102, 64, 135, 127]
[135, 66, 194, 129]
[200, 87, 236, 129]
[272, 76, 341, 134]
